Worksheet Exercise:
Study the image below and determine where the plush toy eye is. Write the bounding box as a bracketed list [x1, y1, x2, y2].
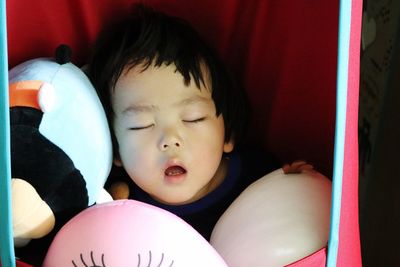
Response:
[72, 251, 106, 267]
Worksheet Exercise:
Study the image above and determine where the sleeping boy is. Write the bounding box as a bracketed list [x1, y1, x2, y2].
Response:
[88, 4, 311, 240]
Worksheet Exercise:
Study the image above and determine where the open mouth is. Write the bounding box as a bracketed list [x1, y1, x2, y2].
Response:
[164, 165, 187, 176]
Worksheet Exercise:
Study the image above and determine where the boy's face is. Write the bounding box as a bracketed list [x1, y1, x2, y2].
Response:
[112, 63, 233, 204]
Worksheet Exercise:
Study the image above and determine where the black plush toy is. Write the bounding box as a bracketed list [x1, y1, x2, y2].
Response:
[9, 46, 113, 265]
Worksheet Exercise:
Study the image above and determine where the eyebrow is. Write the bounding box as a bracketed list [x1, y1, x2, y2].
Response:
[122, 96, 211, 115]
[174, 95, 211, 107]
[122, 104, 158, 115]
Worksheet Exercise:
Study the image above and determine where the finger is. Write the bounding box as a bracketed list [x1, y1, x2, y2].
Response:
[282, 164, 291, 174]
[299, 164, 314, 171]
[290, 160, 308, 168]
[293, 161, 314, 170]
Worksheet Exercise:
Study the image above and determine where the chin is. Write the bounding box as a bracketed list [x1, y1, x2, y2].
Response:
[157, 193, 196, 206]
[163, 197, 192, 205]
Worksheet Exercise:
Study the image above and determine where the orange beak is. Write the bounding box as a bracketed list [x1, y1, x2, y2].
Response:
[9, 80, 43, 110]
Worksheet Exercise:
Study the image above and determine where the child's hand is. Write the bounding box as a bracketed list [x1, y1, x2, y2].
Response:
[282, 160, 314, 174]
[108, 181, 130, 200]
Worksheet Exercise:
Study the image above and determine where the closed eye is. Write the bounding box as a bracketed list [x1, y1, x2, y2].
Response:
[183, 117, 206, 123]
[128, 124, 154, 130]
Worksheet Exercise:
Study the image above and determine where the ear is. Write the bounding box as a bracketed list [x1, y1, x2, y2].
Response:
[113, 153, 123, 167]
[223, 139, 234, 153]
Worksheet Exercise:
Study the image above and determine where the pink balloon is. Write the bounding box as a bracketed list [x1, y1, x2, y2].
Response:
[44, 200, 227, 267]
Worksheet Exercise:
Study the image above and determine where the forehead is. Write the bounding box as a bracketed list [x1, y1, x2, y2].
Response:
[112, 63, 213, 110]
[116, 62, 210, 90]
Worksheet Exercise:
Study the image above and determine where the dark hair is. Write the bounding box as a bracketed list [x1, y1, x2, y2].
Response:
[88, 4, 249, 151]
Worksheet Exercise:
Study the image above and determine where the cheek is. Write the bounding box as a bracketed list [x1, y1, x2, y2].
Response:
[204, 119, 226, 148]
[190, 121, 226, 165]
[196, 150, 223, 179]
[116, 133, 152, 169]
[118, 143, 157, 187]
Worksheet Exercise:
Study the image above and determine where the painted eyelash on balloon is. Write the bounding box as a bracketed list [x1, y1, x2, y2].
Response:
[137, 251, 174, 267]
[72, 251, 106, 267]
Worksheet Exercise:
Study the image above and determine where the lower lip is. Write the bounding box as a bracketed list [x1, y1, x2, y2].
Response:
[164, 173, 186, 184]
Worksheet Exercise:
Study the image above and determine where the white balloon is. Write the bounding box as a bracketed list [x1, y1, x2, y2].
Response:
[210, 169, 332, 267]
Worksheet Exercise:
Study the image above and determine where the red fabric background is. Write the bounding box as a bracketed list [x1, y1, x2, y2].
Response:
[6, 0, 338, 176]
[5, 0, 361, 266]
[285, 247, 326, 267]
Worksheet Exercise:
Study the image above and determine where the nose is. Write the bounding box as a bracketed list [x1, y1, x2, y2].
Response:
[158, 128, 183, 151]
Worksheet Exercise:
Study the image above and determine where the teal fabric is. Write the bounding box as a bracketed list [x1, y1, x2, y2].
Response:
[327, 0, 352, 266]
[0, 0, 15, 266]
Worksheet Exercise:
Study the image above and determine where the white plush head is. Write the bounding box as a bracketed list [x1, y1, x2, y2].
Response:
[9, 58, 113, 205]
